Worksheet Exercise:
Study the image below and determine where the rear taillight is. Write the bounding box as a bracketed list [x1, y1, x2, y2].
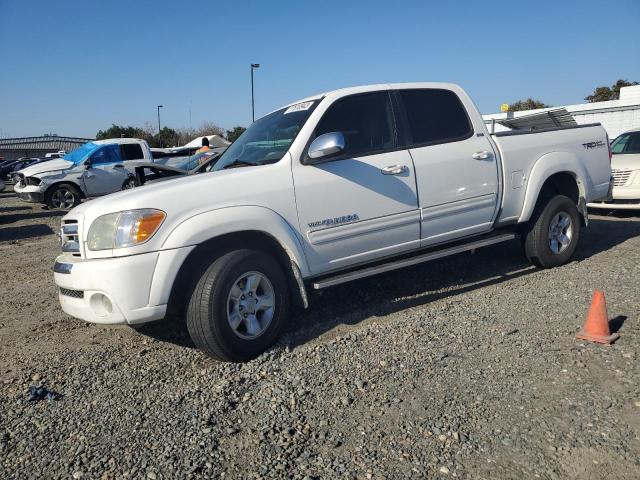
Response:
[606, 134, 612, 163]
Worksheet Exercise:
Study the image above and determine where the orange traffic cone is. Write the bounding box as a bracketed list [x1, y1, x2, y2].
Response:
[576, 290, 619, 344]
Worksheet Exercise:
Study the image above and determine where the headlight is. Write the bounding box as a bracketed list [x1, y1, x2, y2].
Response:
[25, 177, 42, 186]
[87, 209, 166, 251]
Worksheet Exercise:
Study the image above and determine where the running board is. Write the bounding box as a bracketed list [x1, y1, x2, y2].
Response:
[311, 233, 517, 290]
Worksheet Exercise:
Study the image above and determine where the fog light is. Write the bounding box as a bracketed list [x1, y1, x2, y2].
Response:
[89, 293, 113, 317]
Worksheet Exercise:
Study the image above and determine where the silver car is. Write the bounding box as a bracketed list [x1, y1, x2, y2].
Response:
[13, 138, 153, 209]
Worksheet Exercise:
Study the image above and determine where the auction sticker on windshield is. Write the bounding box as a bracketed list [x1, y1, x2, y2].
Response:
[284, 101, 314, 114]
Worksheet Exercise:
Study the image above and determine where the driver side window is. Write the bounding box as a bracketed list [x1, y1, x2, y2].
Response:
[315, 91, 395, 158]
[89, 145, 121, 165]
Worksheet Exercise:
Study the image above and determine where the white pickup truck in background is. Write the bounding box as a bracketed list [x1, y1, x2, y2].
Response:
[14, 138, 152, 209]
[53, 83, 612, 361]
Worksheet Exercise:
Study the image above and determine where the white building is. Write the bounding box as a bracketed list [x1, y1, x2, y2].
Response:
[483, 85, 640, 139]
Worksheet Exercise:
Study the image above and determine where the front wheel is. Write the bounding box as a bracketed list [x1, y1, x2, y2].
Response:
[523, 195, 581, 268]
[45, 184, 81, 209]
[186, 249, 290, 362]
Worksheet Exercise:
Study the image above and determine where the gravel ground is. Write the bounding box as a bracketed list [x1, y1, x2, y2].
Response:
[1, 189, 639, 479]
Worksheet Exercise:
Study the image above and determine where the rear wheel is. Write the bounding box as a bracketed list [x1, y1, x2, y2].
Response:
[523, 195, 580, 268]
[45, 183, 81, 209]
[186, 249, 290, 362]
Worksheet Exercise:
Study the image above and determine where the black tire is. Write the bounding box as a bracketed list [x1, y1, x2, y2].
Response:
[523, 195, 580, 268]
[186, 249, 290, 362]
[45, 183, 81, 209]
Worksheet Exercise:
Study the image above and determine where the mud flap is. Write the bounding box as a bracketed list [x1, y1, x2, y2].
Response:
[578, 196, 589, 227]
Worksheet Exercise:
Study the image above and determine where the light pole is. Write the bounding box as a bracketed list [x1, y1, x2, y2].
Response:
[250, 63, 260, 122]
[157, 105, 163, 147]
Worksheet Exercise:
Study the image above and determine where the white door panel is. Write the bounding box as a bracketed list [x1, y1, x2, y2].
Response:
[81, 145, 128, 196]
[394, 87, 500, 247]
[410, 135, 499, 245]
[83, 165, 128, 196]
[420, 193, 496, 244]
[293, 150, 420, 273]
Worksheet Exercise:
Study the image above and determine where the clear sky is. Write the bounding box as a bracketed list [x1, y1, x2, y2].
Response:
[1, 0, 639, 139]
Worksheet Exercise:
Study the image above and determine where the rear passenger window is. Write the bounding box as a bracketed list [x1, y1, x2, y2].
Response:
[399, 89, 472, 146]
[121, 143, 144, 160]
[315, 92, 395, 158]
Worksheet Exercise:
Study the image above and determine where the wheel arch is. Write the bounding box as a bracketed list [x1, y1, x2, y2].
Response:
[167, 229, 309, 319]
[519, 152, 589, 224]
[161, 206, 310, 317]
[44, 180, 86, 200]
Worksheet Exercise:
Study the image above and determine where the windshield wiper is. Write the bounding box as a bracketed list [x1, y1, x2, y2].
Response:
[222, 159, 256, 170]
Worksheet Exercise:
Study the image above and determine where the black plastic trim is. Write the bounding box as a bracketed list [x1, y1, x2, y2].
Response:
[54, 261, 73, 274]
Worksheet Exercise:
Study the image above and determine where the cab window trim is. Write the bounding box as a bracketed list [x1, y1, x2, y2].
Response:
[394, 88, 475, 150]
[303, 90, 401, 164]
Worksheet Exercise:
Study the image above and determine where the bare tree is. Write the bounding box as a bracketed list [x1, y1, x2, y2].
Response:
[171, 122, 226, 147]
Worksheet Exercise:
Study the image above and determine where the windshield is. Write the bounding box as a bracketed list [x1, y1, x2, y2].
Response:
[157, 151, 221, 171]
[213, 100, 318, 171]
[63, 142, 101, 164]
[611, 132, 640, 154]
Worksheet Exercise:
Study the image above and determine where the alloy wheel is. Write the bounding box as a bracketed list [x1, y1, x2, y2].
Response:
[548, 211, 573, 254]
[226, 271, 275, 340]
[51, 188, 76, 209]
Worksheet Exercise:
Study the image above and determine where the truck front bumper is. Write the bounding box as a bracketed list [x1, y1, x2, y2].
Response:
[54, 251, 167, 325]
[14, 184, 45, 203]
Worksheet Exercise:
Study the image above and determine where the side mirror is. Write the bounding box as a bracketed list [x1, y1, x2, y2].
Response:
[84, 159, 92, 169]
[306, 132, 345, 164]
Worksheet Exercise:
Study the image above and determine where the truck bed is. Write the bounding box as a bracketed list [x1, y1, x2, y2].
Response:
[491, 123, 611, 224]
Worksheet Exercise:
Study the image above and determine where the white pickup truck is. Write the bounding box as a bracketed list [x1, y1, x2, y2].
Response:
[53, 83, 612, 361]
[14, 138, 152, 209]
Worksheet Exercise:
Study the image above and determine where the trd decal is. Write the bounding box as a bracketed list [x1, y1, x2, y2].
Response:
[582, 140, 606, 149]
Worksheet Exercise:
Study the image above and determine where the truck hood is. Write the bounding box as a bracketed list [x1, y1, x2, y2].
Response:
[20, 159, 74, 177]
[66, 158, 293, 229]
[611, 153, 640, 171]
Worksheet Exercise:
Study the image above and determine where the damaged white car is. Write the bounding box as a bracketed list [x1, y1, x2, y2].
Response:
[14, 138, 152, 209]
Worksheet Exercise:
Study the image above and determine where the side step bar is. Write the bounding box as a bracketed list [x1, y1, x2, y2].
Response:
[311, 233, 517, 290]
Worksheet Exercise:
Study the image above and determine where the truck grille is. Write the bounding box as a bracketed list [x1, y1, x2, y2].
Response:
[60, 287, 84, 299]
[61, 219, 81, 256]
[611, 169, 632, 187]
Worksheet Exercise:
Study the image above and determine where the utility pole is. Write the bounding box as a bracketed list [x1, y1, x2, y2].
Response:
[251, 63, 260, 122]
[157, 105, 164, 147]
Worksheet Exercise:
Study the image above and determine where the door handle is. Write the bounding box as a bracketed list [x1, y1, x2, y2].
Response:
[472, 151, 492, 160]
[113, 164, 124, 168]
[381, 164, 408, 175]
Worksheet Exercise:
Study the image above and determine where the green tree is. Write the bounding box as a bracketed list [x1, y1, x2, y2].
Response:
[97, 120, 226, 148]
[153, 126, 178, 148]
[585, 79, 639, 102]
[508, 98, 551, 112]
[96, 124, 149, 140]
[226, 126, 246, 143]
